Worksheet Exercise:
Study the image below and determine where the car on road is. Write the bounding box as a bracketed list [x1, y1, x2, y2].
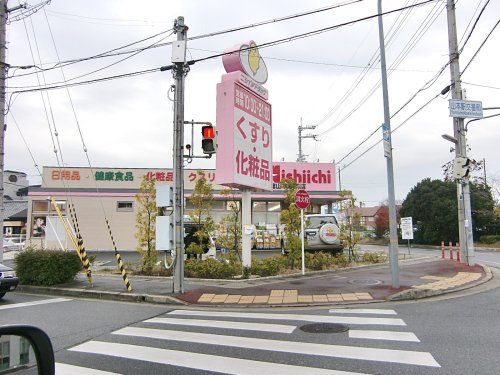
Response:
[281, 214, 343, 254]
[0, 262, 19, 299]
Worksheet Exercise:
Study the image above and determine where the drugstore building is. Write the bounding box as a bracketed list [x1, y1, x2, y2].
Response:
[27, 162, 342, 251]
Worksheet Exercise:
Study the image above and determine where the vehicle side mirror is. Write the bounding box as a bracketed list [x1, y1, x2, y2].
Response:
[0, 325, 55, 375]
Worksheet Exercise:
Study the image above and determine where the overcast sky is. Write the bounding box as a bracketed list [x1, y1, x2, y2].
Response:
[4, 0, 500, 205]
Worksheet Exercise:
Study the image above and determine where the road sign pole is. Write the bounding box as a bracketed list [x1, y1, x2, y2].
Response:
[378, 0, 399, 288]
[301, 208, 305, 275]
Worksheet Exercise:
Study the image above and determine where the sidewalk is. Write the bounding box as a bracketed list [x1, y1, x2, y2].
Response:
[15, 256, 492, 306]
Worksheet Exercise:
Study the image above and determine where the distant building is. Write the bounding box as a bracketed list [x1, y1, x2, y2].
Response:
[3, 170, 29, 237]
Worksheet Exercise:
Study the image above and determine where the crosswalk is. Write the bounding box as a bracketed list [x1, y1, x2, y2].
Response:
[55, 307, 440, 374]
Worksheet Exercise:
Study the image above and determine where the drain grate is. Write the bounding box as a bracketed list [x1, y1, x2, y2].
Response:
[299, 323, 349, 334]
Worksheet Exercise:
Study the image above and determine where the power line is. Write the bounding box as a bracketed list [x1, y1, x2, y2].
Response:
[188, 47, 433, 72]
[461, 18, 500, 75]
[8, 28, 174, 78]
[10, 0, 365, 78]
[458, 0, 491, 53]
[462, 81, 500, 90]
[340, 93, 440, 171]
[190, 0, 439, 65]
[317, 0, 444, 137]
[8, 0, 439, 95]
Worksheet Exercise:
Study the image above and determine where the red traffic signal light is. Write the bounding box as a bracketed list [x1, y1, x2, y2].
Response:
[201, 125, 217, 155]
[202, 125, 215, 139]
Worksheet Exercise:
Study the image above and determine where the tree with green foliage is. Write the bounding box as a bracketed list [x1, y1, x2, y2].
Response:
[135, 176, 157, 273]
[279, 178, 302, 268]
[187, 171, 215, 257]
[400, 178, 499, 244]
[338, 191, 362, 261]
[216, 188, 242, 259]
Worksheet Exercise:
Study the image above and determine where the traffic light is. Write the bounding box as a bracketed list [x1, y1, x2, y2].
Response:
[201, 125, 217, 155]
[453, 156, 471, 180]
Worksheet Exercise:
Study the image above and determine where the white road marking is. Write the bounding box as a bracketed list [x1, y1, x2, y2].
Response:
[56, 362, 119, 374]
[168, 309, 406, 326]
[329, 309, 397, 315]
[113, 327, 440, 367]
[144, 317, 296, 333]
[70, 341, 369, 375]
[0, 298, 72, 310]
[349, 330, 420, 342]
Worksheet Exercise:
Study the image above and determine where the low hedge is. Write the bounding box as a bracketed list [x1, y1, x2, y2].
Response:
[361, 251, 388, 263]
[479, 235, 500, 244]
[250, 256, 287, 277]
[15, 249, 82, 286]
[184, 257, 241, 279]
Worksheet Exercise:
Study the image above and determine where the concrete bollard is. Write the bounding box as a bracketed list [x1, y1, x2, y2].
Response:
[456, 242, 460, 262]
[449, 241, 453, 260]
[441, 241, 445, 259]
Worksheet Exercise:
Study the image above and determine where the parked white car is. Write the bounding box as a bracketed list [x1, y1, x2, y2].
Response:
[281, 214, 343, 254]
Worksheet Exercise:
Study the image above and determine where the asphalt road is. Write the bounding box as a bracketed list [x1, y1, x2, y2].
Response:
[1, 269, 499, 374]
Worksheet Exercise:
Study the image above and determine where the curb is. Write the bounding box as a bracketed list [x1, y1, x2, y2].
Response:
[16, 285, 186, 306]
[387, 264, 493, 301]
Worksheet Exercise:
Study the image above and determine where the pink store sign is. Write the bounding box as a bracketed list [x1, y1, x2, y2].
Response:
[215, 72, 273, 191]
[272, 162, 336, 191]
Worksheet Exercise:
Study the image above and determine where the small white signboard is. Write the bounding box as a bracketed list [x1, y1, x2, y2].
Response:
[381, 123, 391, 158]
[449, 99, 483, 119]
[401, 217, 414, 240]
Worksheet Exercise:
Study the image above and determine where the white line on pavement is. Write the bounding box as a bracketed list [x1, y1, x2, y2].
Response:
[144, 317, 296, 334]
[113, 327, 440, 367]
[349, 330, 420, 342]
[70, 341, 369, 375]
[168, 309, 406, 326]
[56, 363, 120, 375]
[0, 298, 72, 311]
[329, 309, 397, 315]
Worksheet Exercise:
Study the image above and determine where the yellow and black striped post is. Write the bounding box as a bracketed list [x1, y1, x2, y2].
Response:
[105, 218, 132, 292]
[68, 203, 93, 285]
[50, 198, 92, 285]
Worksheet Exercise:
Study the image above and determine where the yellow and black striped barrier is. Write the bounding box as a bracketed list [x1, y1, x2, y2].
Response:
[105, 218, 132, 292]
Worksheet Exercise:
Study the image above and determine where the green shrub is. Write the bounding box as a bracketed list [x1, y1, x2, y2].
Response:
[15, 249, 82, 286]
[250, 256, 286, 277]
[332, 253, 349, 267]
[361, 251, 388, 263]
[305, 252, 334, 270]
[479, 235, 500, 244]
[184, 258, 240, 279]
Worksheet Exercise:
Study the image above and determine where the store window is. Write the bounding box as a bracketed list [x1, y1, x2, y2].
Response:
[31, 199, 66, 238]
[267, 202, 281, 212]
[117, 201, 134, 212]
[226, 201, 240, 211]
[252, 202, 267, 212]
[211, 200, 225, 211]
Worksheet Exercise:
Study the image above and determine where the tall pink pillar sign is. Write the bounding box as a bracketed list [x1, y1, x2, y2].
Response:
[216, 41, 272, 191]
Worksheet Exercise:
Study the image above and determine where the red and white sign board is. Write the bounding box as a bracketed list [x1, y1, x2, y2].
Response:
[215, 72, 272, 191]
[294, 189, 311, 210]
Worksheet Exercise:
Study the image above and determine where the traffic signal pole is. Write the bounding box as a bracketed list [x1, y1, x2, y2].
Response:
[446, 0, 474, 266]
[172, 17, 188, 293]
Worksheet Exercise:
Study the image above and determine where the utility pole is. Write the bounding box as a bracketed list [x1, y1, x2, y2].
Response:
[0, 0, 7, 263]
[172, 16, 188, 293]
[297, 118, 317, 162]
[446, 0, 475, 266]
[378, 0, 399, 288]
